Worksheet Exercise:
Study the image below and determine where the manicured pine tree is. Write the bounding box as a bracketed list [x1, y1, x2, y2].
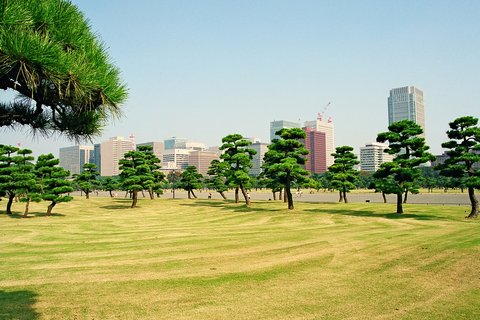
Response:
[100, 177, 119, 198]
[0, 144, 19, 214]
[436, 116, 480, 218]
[0, 0, 127, 139]
[262, 128, 310, 210]
[179, 166, 203, 199]
[13, 149, 42, 217]
[73, 163, 99, 199]
[137, 145, 165, 199]
[327, 146, 359, 203]
[119, 151, 154, 208]
[220, 134, 256, 205]
[376, 120, 435, 214]
[206, 159, 229, 200]
[35, 154, 73, 216]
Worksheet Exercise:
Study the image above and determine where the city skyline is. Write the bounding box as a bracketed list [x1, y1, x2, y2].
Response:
[2, 1, 479, 157]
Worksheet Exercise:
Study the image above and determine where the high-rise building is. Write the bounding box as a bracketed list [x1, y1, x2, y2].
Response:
[249, 142, 270, 176]
[188, 150, 220, 175]
[304, 115, 335, 168]
[388, 86, 425, 137]
[164, 137, 187, 150]
[97, 136, 136, 176]
[136, 141, 164, 164]
[359, 142, 394, 172]
[163, 149, 190, 170]
[301, 127, 327, 174]
[59, 145, 94, 176]
[270, 120, 301, 141]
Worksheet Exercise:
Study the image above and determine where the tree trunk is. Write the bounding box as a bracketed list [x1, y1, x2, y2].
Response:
[396, 192, 403, 214]
[125, 190, 129, 198]
[272, 191, 276, 200]
[239, 184, 250, 205]
[85, 191, 89, 199]
[47, 201, 56, 216]
[23, 198, 30, 217]
[235, 187, 239, 203]
[338, 190, 343, 203]
[466, 186, 479, 219]
[191, 189, 197, 199]
[284, 189, 287, 203]
[141, 190, 145, 198]
[172, 188, 176, 199]
[131, 190, 138, 208]
[218, 191, 227, 200]
[6, 193, 14, 215]
[109, 190, 113, 198]
[285, 181, 294, 209]
[403, 190, 408, 203]
[279, 189, 283, 201]
[382, 191, 387, 203]
[187, 190, 191, 199]
[148, 188, 154, 200]
[343, 188, 348, 203]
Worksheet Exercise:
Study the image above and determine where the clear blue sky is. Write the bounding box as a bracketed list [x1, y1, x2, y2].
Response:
[2, 0, 479, 156]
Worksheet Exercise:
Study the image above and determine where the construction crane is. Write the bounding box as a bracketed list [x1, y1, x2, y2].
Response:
[317, 102, 331, 121]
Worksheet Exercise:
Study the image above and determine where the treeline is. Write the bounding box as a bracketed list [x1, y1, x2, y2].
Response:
[1, 116, 479, 218]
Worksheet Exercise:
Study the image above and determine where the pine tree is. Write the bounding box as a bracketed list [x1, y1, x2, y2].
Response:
[328, 146, 359, 203]
[220, 134, 256, 205]
[35, 154, 73, 216]
[262, 128, 309, 210]
[376, 120, 435, 214]
[436, 116, 480, 218]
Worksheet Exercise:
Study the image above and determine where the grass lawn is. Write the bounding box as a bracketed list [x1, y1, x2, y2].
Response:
[1, 197, 479, 319]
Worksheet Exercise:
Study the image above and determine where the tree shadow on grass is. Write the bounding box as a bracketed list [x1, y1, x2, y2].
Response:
[5, 212, 65, 218]
[304, 208, 448, 221]
[179, 200, 284, 213]
[0, 290, 39, 319]
[100, 199, 135, 210]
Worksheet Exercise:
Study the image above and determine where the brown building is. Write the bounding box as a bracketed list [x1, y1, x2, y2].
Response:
[302, 127, 327, 174]
[188, 150, 220, 175]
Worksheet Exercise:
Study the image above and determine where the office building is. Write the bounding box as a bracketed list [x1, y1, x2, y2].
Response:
[302, 127, 327, 174]
[270, 120, 301, 141]
[137, 141, 164, 164]
[359, 142, 394, 172]
[188, 150, 220, 175]
[249, 142, 270, 176]
[163, 149, 190, 170]
[304, 115, 335, 168]
[388, 86, 426, 137]
[97, 136, 136, 176]
[59, 145, 94, 176]
[164, 137, 187, 150]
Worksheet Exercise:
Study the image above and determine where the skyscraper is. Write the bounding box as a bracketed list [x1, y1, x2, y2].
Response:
[388, 86, 425, 137]
[270, 120, 301, 141]
[301, 127, 327, 174]
[249, 141, 270, 176]
[97, 136, 136, 176]
[304, 115, 335, 168]
[59, 145, 94, 176]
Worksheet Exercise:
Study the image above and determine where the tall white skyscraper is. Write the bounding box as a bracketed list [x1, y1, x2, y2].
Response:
[388, 86, 425, 137]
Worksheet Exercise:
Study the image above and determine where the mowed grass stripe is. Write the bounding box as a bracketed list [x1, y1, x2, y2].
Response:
[1, 197, 479, 319]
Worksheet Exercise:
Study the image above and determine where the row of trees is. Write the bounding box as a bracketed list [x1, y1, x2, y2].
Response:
[2, 117, 479, 217]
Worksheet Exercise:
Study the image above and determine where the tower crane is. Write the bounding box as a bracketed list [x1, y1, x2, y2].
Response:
[317, 102, 331, 121]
